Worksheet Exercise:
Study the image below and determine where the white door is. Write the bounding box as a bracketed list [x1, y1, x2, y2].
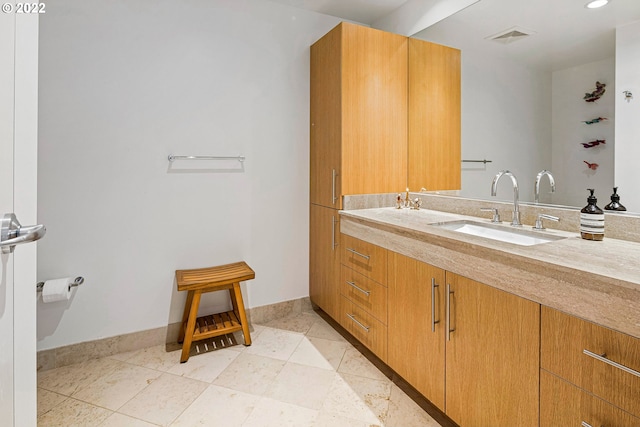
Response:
[1, 7, 40, 427]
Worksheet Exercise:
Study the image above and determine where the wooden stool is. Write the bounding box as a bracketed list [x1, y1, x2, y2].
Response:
[176, 261, 255, 363]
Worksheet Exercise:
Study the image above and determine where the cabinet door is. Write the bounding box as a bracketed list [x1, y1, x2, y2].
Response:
[388, 253, 445, 409]
[445, 273, 540, 427]
[309, 204, 340, 320]
[541, 369, 640, 427]
[310, 25, 342, 209]
[408, 38, 461, 191]
[340, 23, 407, 197]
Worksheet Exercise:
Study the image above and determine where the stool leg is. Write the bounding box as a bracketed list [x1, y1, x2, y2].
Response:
[178, 290, 195, 344]
[231, 282, 251, 346]
[180, 290, 201, 363]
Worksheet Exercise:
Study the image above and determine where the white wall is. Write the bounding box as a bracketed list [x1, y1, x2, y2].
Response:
[37, 0, 341, 350]
[551, 58, 615, 208]
[615, 21, 640, 213]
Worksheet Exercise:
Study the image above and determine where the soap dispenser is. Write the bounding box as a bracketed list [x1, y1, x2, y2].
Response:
[604, 187, 627, 211]
[580, 189, 604, 241]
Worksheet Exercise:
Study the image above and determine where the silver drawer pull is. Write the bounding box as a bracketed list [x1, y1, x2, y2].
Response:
[346, 281, 371, 296]
[346, 313, 370, 332]
[581, 422, 593, 427]
[583, 349, 640, 378]
[346, 247, 370, 260]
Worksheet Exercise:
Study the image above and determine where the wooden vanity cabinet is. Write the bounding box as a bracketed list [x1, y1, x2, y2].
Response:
[541, 306, 640, 422]
[388, 253, 446, 409]
[309, 204, 340, 320]
[339, 234, 388, 361]
[445, 273, 540, 427]
[310, 22, 408, 210]
[388, 254, 539, 426]
[408, 38, 461, 191]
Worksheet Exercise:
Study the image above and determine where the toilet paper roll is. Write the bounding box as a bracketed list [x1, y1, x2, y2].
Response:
[42, 277, 72, 303]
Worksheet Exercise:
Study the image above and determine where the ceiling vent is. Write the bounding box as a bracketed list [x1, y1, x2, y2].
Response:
[486, 26, 535, 44]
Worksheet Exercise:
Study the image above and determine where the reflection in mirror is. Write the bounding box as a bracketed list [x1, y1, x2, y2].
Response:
[412, 0, 640, 212]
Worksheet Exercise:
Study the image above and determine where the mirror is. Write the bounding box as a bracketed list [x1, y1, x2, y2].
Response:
[411, 0, 640, 212]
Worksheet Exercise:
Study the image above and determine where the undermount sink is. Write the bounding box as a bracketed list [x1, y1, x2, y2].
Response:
[430, 220, 566, 246]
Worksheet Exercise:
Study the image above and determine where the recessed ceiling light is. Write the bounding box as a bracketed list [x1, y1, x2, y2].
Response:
[585, 0, 609, 9]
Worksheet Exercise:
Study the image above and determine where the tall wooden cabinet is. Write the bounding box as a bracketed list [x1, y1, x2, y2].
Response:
[310, 22, 408, 211]
[309, 22, 461, 320]
[310, 22, 409, 317]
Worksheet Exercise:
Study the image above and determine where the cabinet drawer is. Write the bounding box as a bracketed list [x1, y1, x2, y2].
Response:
[340, 295, 387, 362]
[340, 266, 387, 325]
[541, 370, 640, 427]
[341, 234, 387, 285]
[541, 307, 640, 417]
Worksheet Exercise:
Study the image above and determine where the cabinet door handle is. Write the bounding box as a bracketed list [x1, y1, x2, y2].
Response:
[583, 349, 640, 378]
[346, 280, 371, 296]
[431, 278, 440, 332]
[332, 169, 337, 205]
[346, 247, 370, 260]
[346, 313, 370, 332]
[446, 283, 455, 341]
[581, 422, 593, 427]
[331, 216, 338, 250]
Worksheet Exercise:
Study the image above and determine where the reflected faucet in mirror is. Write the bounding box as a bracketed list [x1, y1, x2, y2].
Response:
[534, 170, 556, 204]
[491, 170, 521, 227]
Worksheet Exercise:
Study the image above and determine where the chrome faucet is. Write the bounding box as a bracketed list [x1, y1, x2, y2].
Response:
[534, 170, 556, 204]
[491, 170, 521, 226]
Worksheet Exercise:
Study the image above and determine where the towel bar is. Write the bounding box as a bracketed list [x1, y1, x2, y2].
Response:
[168, 155, 245, 163]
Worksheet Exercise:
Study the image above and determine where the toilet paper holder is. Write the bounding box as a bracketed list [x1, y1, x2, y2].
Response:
[36, 276, 84, 293]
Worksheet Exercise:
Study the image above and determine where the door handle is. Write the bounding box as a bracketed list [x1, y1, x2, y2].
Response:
[331, 216, 338, 250]
[1, 213, 46, 254]
[446, 283, 455, 341]
[332, 169, 337, 205]
[431, 278, 440, 332]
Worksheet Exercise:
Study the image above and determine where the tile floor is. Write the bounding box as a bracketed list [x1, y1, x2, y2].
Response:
[37, 310, 443, 426]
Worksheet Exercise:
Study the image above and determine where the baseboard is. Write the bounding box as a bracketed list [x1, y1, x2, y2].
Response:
[37, 296, 312, 372]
